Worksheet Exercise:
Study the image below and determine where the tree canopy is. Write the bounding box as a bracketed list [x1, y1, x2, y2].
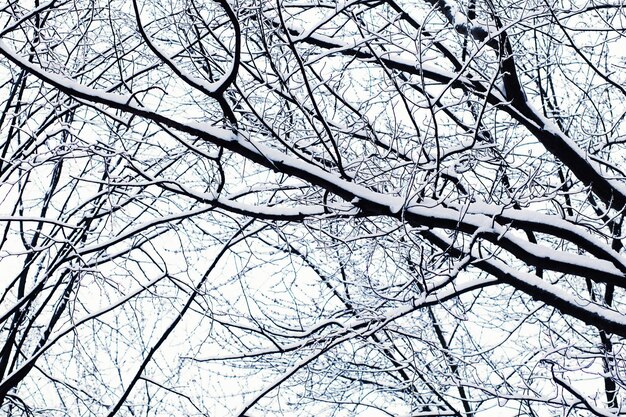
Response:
[0, 0, 625, 415]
